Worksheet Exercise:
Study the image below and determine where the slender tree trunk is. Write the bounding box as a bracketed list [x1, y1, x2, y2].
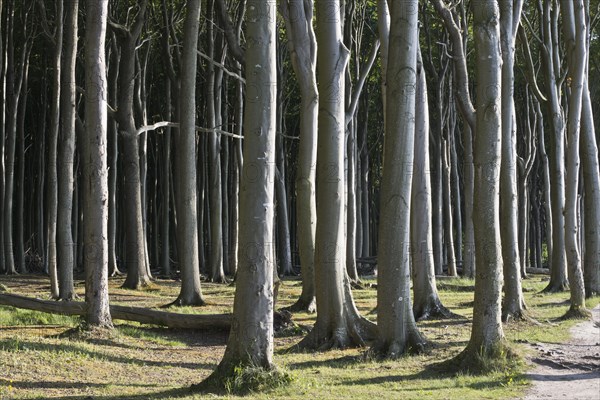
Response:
[442, 137, 457, 276]
[4, 2, 19, 275]
[454, 0, 511, 370]
[412, 44, 452, 321]
[171, 0, 204, 306]
[57, 0, 78, 300]
[542, 0, 568, 292]
[206, 0, 225, 284]
[202, 0, 278, 383]
[108, 37, 120, 277]
[500, 0, 526, 321]
[581, 82, 600, 296]
[281, 0, 317, 313]
[561, 0, 588, 316]
[299, 0, 376, 350]
[161, 78, 172, 277]
[373, 0, 424, 358]
[83, 0, 113, 329]
[114, 1, 151, 289]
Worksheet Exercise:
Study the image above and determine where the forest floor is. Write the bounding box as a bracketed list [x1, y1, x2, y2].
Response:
[521, 304, 600, 399]
[0, 273, 598, 399]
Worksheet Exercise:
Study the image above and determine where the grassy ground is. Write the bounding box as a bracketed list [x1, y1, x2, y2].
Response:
[0, 273, 597, 399]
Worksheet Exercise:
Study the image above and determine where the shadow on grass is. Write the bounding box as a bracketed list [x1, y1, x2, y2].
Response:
[42, 386, 197, 400]
[0, 338, 216, 370]
[288, 354, 365, 370]
[0, 379, 159, 390]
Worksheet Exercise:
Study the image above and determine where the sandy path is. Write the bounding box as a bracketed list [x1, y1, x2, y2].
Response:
[521, 305, 600, 399]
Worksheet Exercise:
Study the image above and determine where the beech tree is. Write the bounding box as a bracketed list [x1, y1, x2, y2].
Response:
[298, 0, 376, 350]
[171, 0, 204, 306]
[372, 0, 425, 358]
[412, 43, 451, 321]
[202, 0, 279, 385]
[83, 0, 113, 328]
[453, 0, 511, 370]
[499, 0, 526, 321]
[56, 0, 78, 301]
[561, 0, 588, 317]
[280, 0, 318, 313]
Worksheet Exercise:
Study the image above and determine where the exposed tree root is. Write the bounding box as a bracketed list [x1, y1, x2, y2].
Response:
[194, 362, 291, 396]
[283, 296, 317, 314]
[162, 294, 205, 308]
[295, 315, 376, 351]
[121, 279, 153, 291]
[558, 306, 591, 321]
[501, 309, 540, 325]
[543, 280, 569, 293]
[369, 332, 427, 359]
[438, 340, 521, 374]
[414, 300, 461, 321]
[208, 275, 230, 284]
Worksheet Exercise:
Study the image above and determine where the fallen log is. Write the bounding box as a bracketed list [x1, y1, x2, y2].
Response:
[0, 293, 232, 330]
[526, 267, 550, 275]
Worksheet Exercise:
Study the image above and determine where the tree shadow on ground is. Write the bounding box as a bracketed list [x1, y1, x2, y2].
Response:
[38, 387, 198, 400]
[0, 338, 216, 370]
[288, 354, 366, 370]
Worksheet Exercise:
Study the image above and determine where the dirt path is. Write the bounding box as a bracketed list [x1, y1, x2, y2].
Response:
[521, 305, 600, 399]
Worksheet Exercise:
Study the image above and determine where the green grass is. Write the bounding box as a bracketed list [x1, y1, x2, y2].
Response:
[0, 306, 79, 327]
[0, 274, 596, 399]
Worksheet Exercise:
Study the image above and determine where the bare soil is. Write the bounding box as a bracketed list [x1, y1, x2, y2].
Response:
[521, 305, 600, 400]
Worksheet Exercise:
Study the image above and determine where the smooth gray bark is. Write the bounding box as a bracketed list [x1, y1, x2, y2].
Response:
[412, 45, 451, 321]
[373, 0, 425, 358]
[280, 0, 317, 313]
[206, 0, 277, 377]
[299, 0, 376, 350]
[172, 0, 204, 306]
[499, 0, 526, 321]
[57, 0, 78, 300]
[83, 0, 113, 328]
[561, 0, 588, 315]
[455, 0, 508, 367]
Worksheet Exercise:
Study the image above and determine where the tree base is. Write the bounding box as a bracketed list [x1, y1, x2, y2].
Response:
[501, 309, 540, 325]
[194, 363, 292, 396]
[369, 333, 427, 359]
[121, 278, 154, 290]
[58, 323, 115, 340]
[558, 306, 591, 320]
[543, 280, 569, 293]
[414, 300, 461, 321]
[439, 340, 520, 374]
[162, 294, 205, 308]
[295, 316, 376, 351]
[283, 296, 316, 314]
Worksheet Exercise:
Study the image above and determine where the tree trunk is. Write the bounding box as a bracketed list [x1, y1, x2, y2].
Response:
[203, 0, 278, 382]
[82, 0, 113, 328]
[280, 0, 317, 313]
[372, 0, 425, 358]
[114, 1, 151, 289]
[500, 0, 526, 321]
[171, 0, 204, 306]
[542, 0, 568, 292]
[108, 37, 120, 277]
[561, 0, 588, 316]
[206, 0, 225, 284]
[57, 0, 78, 300]
[298, 0, 376, 350]
[412, 44, 452, 321]
[454, 0, 510, 370]
[581, 82, 600, 296]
